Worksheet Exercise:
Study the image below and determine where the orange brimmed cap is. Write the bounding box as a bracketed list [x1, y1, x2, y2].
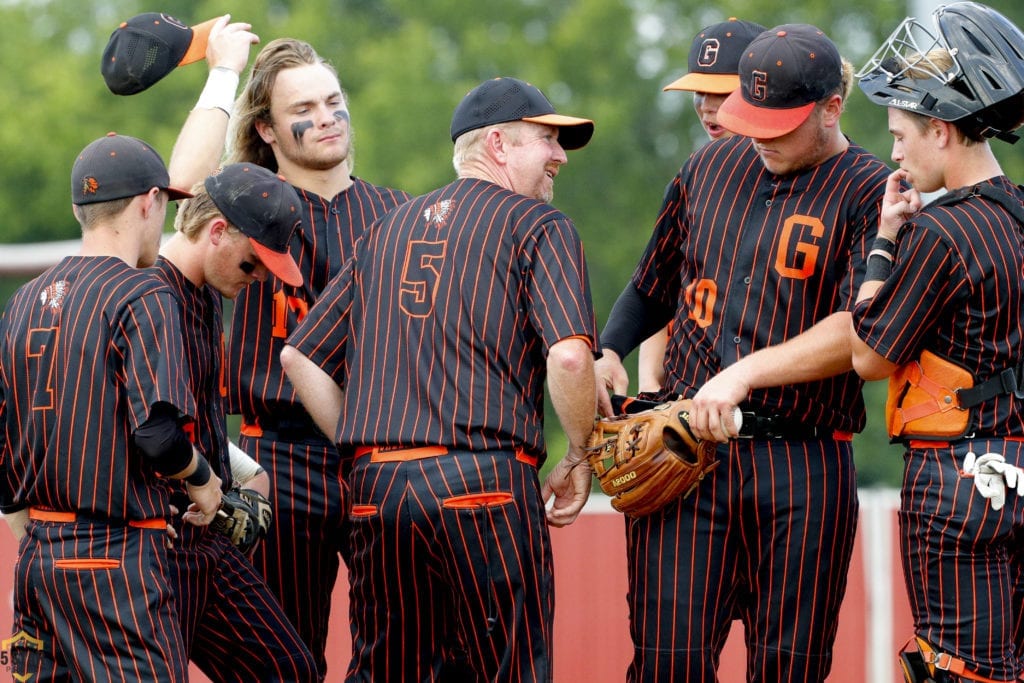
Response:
[663, 18, 766, 95]
[101, 13, 218, 96]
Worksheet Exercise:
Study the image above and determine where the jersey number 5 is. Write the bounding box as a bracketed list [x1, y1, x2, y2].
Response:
[400, 241, 447, 318]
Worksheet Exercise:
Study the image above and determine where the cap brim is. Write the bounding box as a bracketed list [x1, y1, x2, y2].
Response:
[178, 17, 218, 66]
[663, 73, 740, 94]
[716, 90, 816, 139]
[521, 114, 595, 150]
[250, 239, 303, 287]
[165, 186, 194, 201]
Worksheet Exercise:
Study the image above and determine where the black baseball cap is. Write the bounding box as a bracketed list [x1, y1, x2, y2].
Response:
[718, 24, 843, 138]
[450, 77, 595, 150]
[71, 132, 193, 206]
[663, 18, 766, 94]
[205, 164, 304, 287]
[102, 12, 218, 95]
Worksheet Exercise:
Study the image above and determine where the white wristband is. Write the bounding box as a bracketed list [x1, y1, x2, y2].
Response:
[194, 66, 239, 117]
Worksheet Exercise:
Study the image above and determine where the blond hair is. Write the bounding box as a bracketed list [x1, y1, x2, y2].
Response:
[173, 181, 224, 240]
[228, 38, 345, 170]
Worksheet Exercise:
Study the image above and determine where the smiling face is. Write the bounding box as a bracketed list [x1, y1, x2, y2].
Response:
[257, 63, 352, 173]
[505, 122, 568, 203]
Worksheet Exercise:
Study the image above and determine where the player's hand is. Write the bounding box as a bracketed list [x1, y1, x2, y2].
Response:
[595, 350, 629, 417]
[690, 366, 749, 442]
[961, 451, 1024, 511]
[206, 14, 260, 75]
[183, 473, 224, 526]
[878, 169, 921, 241]
[542, 452, 592, 527]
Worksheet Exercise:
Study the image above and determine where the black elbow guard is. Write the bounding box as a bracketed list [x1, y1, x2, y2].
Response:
[133, 403, 194, 476]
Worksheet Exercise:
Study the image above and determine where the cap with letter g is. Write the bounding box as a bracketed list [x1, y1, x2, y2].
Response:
[71, 132, 193, 205]
[717, 24, 843, 138]
[663, 18, 767, 94]
[101, 12, 218, 95]
[205, 164, 304, 287]
[450, 77, 595, 150]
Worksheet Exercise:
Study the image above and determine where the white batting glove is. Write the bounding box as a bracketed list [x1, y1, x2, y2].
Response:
[961, 452, 1024, 511]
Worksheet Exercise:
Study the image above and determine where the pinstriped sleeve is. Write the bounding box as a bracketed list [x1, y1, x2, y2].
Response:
[523, 216, 598, 352]
[116, 289, 197, 431]
[288, 259, 354, 387]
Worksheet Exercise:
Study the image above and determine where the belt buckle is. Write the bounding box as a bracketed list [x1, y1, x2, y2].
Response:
[762, 414, 783, 439]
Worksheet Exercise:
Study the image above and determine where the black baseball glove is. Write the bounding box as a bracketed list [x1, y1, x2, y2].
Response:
[209, 487, 272, 555]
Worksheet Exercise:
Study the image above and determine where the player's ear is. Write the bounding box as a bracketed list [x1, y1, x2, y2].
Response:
[208, 218, 230, 245]
[820, 94, 845, 127]
[486, 126, 509, 162]
[255, 118, 276, 145]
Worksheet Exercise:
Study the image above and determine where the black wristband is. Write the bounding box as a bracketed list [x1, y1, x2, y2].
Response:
[864, 253, 893, 282]
[871, 236, 896, 257]
[185, 456, 212, 487]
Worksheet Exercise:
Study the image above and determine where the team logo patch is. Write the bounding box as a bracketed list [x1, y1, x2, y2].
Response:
[423, 199, 454, 227]
[80, 176, 99, 198]
[39, 280, 69, 312]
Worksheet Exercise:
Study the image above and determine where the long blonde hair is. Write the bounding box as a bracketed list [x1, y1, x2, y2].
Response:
[227, 38, 345, 170]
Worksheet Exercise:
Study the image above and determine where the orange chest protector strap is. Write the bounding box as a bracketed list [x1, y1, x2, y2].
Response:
[886, 351, 974, 439]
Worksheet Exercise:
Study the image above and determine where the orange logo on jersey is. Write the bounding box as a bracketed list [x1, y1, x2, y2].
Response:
[774, 214, 824, 279]
[697, 39, 720, 67]
[423, 200, 454, 228]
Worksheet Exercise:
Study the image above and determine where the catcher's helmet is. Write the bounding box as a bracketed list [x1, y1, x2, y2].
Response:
[857, 2, 1024, 141]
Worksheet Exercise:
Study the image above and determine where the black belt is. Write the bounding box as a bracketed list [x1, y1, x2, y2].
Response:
[243, 412, 330, 444]
[736, 412, 830, 440]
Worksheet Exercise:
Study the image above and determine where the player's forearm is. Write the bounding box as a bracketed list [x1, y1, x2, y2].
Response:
[731, 311, 855, 389]
[167, 69, 239, 191]
[547, 337, 598, 454]
[280, 345, 343, 441]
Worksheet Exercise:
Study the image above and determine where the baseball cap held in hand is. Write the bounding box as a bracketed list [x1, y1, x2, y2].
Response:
[450, 77, 595, 150]
[102, 12, 218, 95]
[718, 24, 842, 138]
[663, 18, 766, 94]
[72, 132, 193, 205]
[205, 164, 304, 287]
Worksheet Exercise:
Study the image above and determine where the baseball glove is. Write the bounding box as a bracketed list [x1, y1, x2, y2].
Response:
[210, 487, 272, 554]
[586, 398, 719, 516]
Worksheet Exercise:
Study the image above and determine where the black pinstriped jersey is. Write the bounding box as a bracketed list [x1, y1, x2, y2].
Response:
[854, 176, 1024, 436]
[637, 135, 889, 432]
[154, 257, 231, 489]
[288, 177, 599, 462]
[0, 256, 195, 519]
[226, 178, 410, 422]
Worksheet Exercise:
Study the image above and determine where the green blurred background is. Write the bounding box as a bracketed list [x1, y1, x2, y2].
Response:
[4, 0, 1021, 487]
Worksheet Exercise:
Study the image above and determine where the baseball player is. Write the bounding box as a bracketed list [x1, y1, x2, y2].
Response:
[156, 162, 318, 681]
[0, 133, 222, 681]
[637, 17, 764, 393]
[154, 27, 411, 676]
[852, 3, 1024, 680]
[280, 76, 598, 682]
[594, 25, 891, 681]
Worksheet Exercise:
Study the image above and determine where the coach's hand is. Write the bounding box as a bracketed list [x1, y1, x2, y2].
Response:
[542, 451, 592, 527]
